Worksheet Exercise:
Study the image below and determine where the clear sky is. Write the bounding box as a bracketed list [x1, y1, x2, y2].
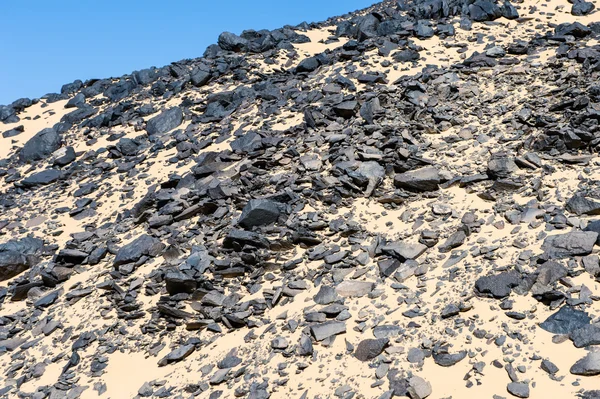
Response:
[0, 0, 376, 105]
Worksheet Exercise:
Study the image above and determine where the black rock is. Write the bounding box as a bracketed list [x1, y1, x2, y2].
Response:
[218, 32, 248, 52]
[541, 231, 598, 259]
[572, 0, 595, 16]
[433, 350, 467, 366]
[296, 57, 320, 73]
[223, 229, 269, 250]
[392, 49, 420, 63]
[584, 221, 600, 244]
[310, 321, 346, 341]
[539, 306, 591, 335]
[238, 199, 282, 229]
[333, 101, 358, 118]
[394, 167, 446, 192]
[158, 344, 195, 367]
[566, 195, 600, 216]
[569, 324, 600, 348]
[19, 127, 62, 163]
[146, 107, 183, 136]
[21, 169, 62, 188]
[488, 153, 518, 179]
[354, 338, 389, 361]
[541, 359, 559, 375]
[54, 146, 76, 167]
[165, 270, 197, 295]
[469, 0, 503, 22]
[570, 352, 600, 376]
[113, 235, 164, 267]
[0, 237, 43, 281]
[474, 270, 520, 298]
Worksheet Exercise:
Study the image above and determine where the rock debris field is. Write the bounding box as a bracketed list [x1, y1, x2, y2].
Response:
[1, 0, 600, 398]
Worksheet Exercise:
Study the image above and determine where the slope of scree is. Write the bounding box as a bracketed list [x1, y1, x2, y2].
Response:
[1, 0, 600, 398]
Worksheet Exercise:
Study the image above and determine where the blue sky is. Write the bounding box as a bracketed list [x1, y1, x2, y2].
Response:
[0, 0, 375, 105]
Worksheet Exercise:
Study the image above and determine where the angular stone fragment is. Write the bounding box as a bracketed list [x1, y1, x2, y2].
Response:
[570, 352, 600, 376]
[158, 344, 195, 367]
[433, 350, 467, 367]
[145, 107, 183, 135]
[113, 235, 164, 267]
[335, 281, 374, 298]
[394, 167, 446, 192]
[474, 271, 520, 298]
[310, 321, 346, 341]
[354, 338, 389, 361]
[238, 199, 281, 229]
[540, 306, 591, 335]
[541, 231, 598, 259]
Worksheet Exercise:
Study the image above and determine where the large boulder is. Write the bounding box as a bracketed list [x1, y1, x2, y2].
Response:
[0, 237, 44, 281]
[145, 107, 183, 136]
[218, 32, 248, 52]
[19, 128, 62, 162]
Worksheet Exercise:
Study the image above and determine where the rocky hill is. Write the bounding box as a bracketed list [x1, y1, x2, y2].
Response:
[1, 0, 600, 398]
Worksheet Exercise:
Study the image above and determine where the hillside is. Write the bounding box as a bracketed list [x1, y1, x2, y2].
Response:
[1, 0, 600, 398]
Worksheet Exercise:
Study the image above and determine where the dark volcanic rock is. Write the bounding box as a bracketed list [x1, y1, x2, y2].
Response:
[585, 221, 600, 244]
[570, 325, 600, 348]
[158, 344, 195, 367]
[21, 169, 61, 188]
[238, 199, 282, 229]
[433, 350, 467, 366]
[394, 167, 446, 192]
[310, 321, 346, 341]
[145, 107, 183, 136]
[0, 237, 43, 281]
[541, 231, 598, 259]
[474, 270, 520, 298]
[539, 306, 591, 335]
[19, 128, 62, 162]
[113, 235, 164, 267]
[354, 338, 389, 361]
[570, 352, 600, 376]
[566, 195, 600, 216]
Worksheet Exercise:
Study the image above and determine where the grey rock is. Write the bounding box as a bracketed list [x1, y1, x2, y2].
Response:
[335, 281, 374, 297]
[570, 325, 600, 348]
[540, 306, 591, 335]
[433, 350, 467, 367]
[113, 235, 164, 267]
[158, 344, 195, 367]
[310, 321, 346, 341]
[408, 375, 432, 399]
[394, 167, 446, 192]
[541, 231, 598, 259]
[20, 128, 62, 162]
[238, 199, 281, 229]
[146, 107, 183, 135]
[354, 338, 389, 361]
[475, 270, 520, 298]
[507, 382, 529, 398]
[566, 195, 600, 216]
[570, 352, 600, 376]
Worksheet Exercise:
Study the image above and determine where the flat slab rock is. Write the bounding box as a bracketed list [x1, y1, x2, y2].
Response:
[539, 306, 591, 335]
[541, 231, 598, 259]
[335, 280, 375, 297]
[310, 321, 346, 341]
